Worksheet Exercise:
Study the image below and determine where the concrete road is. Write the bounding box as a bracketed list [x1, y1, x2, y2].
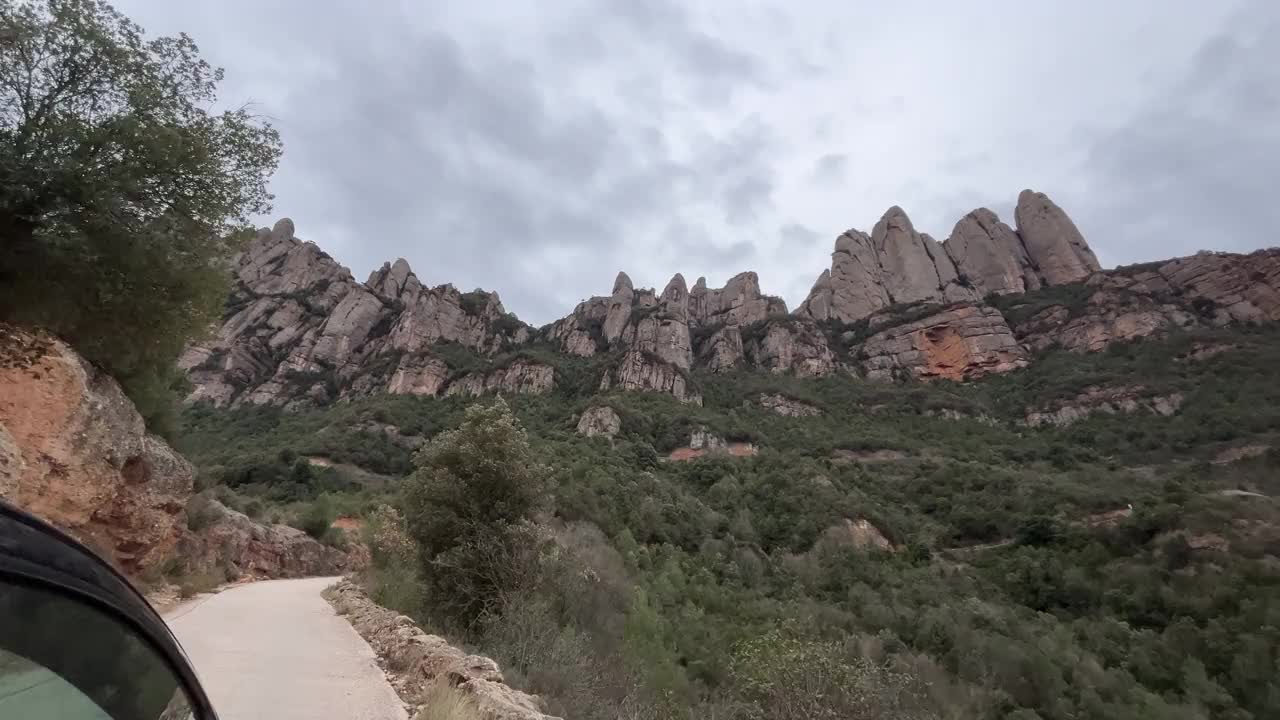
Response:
[165, 577, 407, 720]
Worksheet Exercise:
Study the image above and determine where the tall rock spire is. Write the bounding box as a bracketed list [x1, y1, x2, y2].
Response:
[1013, 189, 1101, 285]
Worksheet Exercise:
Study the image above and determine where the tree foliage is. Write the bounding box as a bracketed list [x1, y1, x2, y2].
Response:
[402, 399, 552, 628]
[0, 0, 280, 430]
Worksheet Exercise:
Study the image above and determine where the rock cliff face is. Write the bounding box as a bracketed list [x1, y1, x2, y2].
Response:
[179, 497, 355, 579]
[799, 190, 1102, 322]
[1009, 249, 1280, 353]
[576, 406, 622, 437]
[1024, 386, 1185, 427]
[855, 305, 1029, 381]
[0, 325, 191, 574]
[184, 199, 1280, 407]
[181, 219, 535, 408]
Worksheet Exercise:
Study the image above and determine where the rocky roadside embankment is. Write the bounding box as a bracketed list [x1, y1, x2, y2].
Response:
[324, 580, 562, 720]
[0, 323, 362, 587]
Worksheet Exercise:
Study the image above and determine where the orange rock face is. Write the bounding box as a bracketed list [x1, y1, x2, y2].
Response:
[0, 325, 192, 574]
[859, 304, 1029, 381]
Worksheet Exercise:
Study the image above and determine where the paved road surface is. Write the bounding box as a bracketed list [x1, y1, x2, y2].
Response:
[165, 577, 407, 720]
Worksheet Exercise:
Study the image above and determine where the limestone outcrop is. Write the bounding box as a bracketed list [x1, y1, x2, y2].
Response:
[181, 220, 531, 408]
[600, 350, 702, 405]
[444, 359, 555, 398]
[759, 394, 821, 417]
[0, 325, 191, 574]
[799, 190, 1100, 323]
[1024, 386, 1184, 427]
[856, 305, 1029, 381]
[1008, 249, 1280, 353]
[798, 207, 979, 323]
[1012, 190, 1102, 285]
[182, 205, 1280, 407]
[576, 406, 622, 437]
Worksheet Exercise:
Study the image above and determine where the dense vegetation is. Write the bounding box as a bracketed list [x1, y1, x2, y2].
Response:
[0, 0, 280, 433]
[180, 324, 1280, 719]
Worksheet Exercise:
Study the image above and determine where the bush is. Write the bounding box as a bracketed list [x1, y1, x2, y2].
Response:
[402, 399, 552, 629]
[295, 496, 336, 539]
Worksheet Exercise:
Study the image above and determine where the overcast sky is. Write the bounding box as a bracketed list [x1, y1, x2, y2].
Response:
[117, 0, 1279, 326]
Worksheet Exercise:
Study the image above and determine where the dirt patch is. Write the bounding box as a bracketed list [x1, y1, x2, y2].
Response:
[1081, 507, 1133, 528]
[667, 442, 757, 462]
[331, 516, 364, 532]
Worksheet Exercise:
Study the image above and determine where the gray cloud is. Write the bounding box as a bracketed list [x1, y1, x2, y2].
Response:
[810, 153, 848, 185]
[116, 1, 1275, 325]
[1069, 3, 1280, 265]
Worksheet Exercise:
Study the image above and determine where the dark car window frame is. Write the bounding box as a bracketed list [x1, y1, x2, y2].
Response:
[0, 500, 218, 719]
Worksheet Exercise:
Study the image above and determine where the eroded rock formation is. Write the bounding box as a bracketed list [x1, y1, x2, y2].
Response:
[800, 190, 1101, 322]
[0, 325, 191, 574]
[1024, 386, 1184, 427]
[183, 201, 1280, 407]
[181, 220, 533, 408]
[576, 406, 622, 437]
[857, 305, 1029, 381]
[759, 394, 821, 417]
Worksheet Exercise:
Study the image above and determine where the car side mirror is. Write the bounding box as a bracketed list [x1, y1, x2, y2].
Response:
[0, 501, 217, 719]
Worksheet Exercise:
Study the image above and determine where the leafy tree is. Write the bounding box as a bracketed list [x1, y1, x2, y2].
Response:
[0, 0, 280, 430]
[402, 399, 552, 628]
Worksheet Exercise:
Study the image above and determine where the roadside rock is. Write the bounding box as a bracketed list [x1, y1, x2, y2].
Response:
[759, 394, 820, 417]
[324, 580, 561, 720]
[0, 325, 191, 575]
[576, 406, 622, 437]
[857, 305, 1028, 381]
[179, 497, 354, 579]
[1024, 386, 1184, 427]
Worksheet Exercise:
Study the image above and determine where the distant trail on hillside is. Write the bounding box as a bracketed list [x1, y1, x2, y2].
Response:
[165, 577, 406, 720]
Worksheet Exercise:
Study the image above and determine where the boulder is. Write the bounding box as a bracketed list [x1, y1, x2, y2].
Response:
[576, 406, 622, 437]
[0, 325, 191, 574]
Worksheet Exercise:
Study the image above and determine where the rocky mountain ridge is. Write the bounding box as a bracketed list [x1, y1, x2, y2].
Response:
[184, 190, 1280, 408]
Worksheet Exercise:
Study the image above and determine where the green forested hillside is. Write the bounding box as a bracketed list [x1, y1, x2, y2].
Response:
[178, 324, 1280, 720]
